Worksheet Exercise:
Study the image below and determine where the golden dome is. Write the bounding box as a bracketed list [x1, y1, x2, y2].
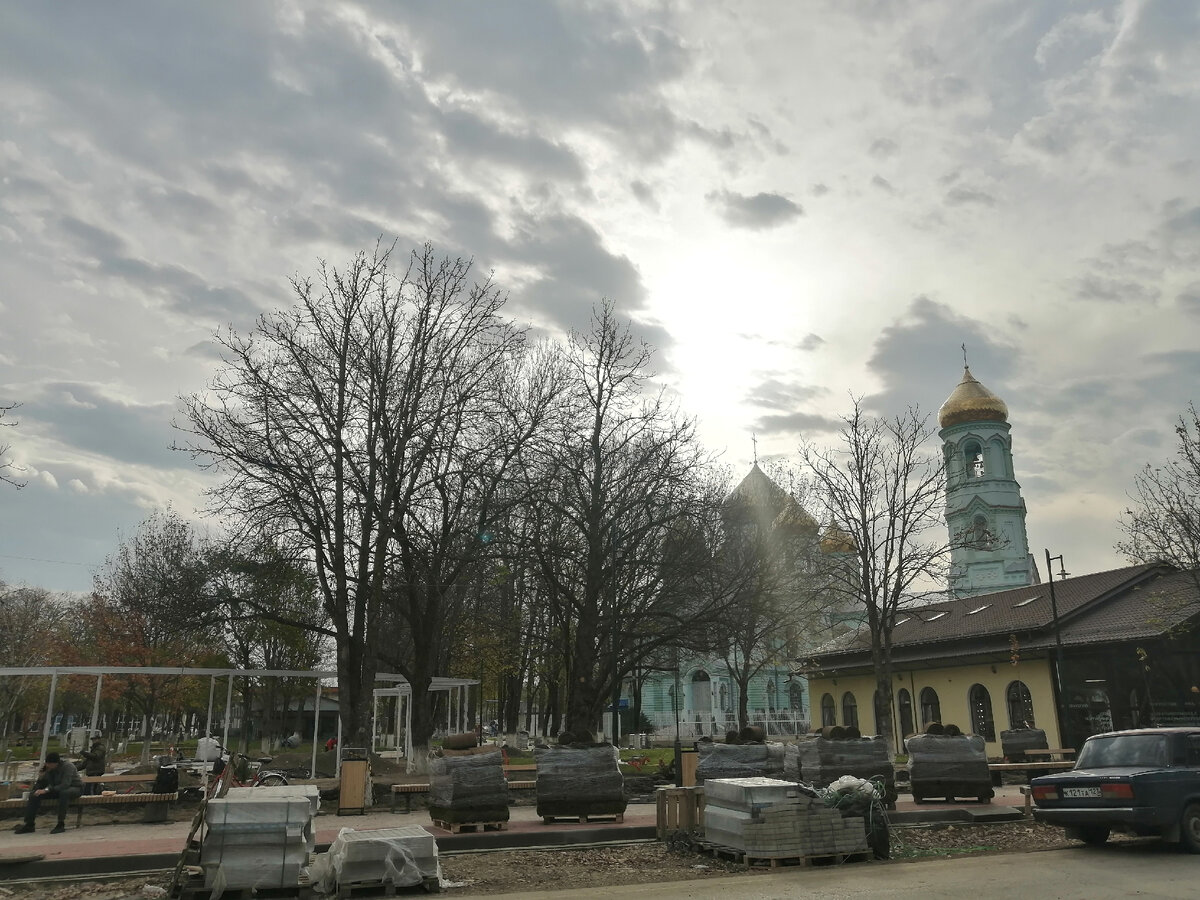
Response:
[938, 367, 1009, 429]
[820, 524, 856, 554]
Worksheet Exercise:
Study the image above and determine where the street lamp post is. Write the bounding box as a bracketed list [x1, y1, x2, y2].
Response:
[1045, 550, 1070, 746]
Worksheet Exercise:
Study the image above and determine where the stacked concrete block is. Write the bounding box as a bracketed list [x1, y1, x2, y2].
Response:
[428, 748, 509, 824]
[203, 794, 314, 892]
[534, 745, 626, 819]
[695, 742, 785, 783]
[905, 733, 994, 802]
[226, 783, 321, 817]
[316, 825, 440, 892]
[784, 735, 897, 805]
[701, 777, 868, 859]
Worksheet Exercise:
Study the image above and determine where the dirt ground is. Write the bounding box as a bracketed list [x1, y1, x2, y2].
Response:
[0, 819, 1143, 899]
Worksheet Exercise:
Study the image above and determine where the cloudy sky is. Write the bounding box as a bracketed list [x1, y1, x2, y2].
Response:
[2, 0, 1198, 594]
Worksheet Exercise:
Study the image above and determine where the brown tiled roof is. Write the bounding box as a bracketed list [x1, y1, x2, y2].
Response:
[802, 563, 1195, 670]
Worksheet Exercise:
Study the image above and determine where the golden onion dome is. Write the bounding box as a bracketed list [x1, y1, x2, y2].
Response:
[820, 524, 856, 554]
[938, 367, 1009, 428]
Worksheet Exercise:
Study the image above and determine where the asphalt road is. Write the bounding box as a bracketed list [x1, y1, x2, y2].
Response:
[465, 843, 1199, 899]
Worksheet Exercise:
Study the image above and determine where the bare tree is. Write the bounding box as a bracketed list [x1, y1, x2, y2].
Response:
[0, 583, 58, 751]
[179, 243, 553, 764]
[1119, 404, 1200, 589]
[799, 400, 950, 748]
[520, 303, 738, 739]
[1, 402, 24, 489]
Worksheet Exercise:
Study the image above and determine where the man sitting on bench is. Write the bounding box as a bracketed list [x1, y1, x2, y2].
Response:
[13, 752, 83, 835]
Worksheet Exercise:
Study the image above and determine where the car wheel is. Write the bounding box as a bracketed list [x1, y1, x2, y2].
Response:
[1069, 825, 1110, 846]
[1181, 803, 1200, 854]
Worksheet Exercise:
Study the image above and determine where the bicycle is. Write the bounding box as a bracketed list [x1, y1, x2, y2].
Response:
[181, 744, 290, 800]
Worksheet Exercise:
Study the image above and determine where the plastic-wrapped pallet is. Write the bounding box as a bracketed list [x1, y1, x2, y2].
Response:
[905, 732, 994, 802]
[783, 735, 896, 805]
[309, 825, 440, 894]
[428, 747, 510, 824]
[534, 745, 626, 819]
[694, 742, 785, 783]
[203, 794, 314, 892]
[1000, 727, 1048, 761]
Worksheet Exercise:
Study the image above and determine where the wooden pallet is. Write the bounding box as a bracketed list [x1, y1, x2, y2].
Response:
[695, 840, 871, 869]
[336, 875, 441, 897]
[540, 813, 624, 825]
[429, 819, 507, 834]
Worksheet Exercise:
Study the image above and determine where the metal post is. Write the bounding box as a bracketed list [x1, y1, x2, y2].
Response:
[310, 680, 321, 780]
[673, 651, 682, 784]
[39, 671, 59, 765]
[205, 675, 216, 737]
[1045, 549, 1068, 747]
[221, 674, 234, 752]
[90, 674, 104, 736]
[335, 715, 343, 778]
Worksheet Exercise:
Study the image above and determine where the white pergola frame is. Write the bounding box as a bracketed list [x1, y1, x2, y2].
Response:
[0, 666, 476, 777]
[372, 675, 478, 768]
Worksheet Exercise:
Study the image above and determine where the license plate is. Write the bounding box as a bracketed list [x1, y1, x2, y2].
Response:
[1062, 786, 1101, 798]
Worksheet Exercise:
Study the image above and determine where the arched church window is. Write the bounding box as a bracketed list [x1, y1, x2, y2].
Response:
[788, 681, 804, 711]
[969, 683, 996, 741]
[970, 515, 994, 549]
[766, 679, 776, 711]
[920, 687, 941, 726]
[1005, 680, 1035, 729]
[719, 683, 728, 711]
[842, 692, 859, 729]
[820, 693, 836, 726]
[897, 688, 914, 737]
[963, 440, 985, 478]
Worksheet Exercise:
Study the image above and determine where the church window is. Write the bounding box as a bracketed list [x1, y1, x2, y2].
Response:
[766, 679, 776, 711]
[820, 693, 836, 726]
[719, 683, 729, 711]
[1006, 681, 1035, 729]
[788, 681, 804, 711]
[969, 514, 994, 549]
[963, 441, 985, 478]
[842, 692, 858, 729]
[897, 688, 915, 737]
[873, 690, 890, 736]
[969, 683, 996, 741]
[920, 687, 941, 726]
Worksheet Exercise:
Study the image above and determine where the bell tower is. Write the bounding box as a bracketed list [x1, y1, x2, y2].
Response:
[938, 367, 1035, 597]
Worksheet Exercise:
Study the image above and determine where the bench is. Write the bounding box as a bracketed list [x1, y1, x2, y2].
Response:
[1, 774, 177, 828]
[502, 764, 536, 775]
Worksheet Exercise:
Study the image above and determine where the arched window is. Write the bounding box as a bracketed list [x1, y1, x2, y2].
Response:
[766, 679, 776, 711]
[920, 687, 941, 726]
[964, 440, 985, 478]
[820, 693, 836, 726]
[970, 514, 993, 549]
[691, 670, 712, 715]
[1005, 681, 1034, 729]
[788, 680, 804, 711]
[842, 692, 859, 729]
[897, 688, 914, 737]
[718, 683, 729, 711]
[667, 684, 676, 711]
[969, 684, 996, 741]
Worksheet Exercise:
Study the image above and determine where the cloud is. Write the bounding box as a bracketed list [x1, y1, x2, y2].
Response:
[753, 410, 844, 437]
[706, 190, 803, 230]
[797, 333, 825, 352]
[745, 378, 828, 412]
[630, 180, 658, 209]
[37, 470, 58, 489]
[811, 184, 830, 196]
[1072, 274, 1161, 304]
[1177, 282, 1200, 314]
[871, 175, 894, 193]
[944, 186, 996, 206]
[869, 138, 898, 158]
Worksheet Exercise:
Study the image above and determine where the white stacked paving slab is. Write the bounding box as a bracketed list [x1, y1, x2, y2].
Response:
[203, 794, 315, 891]
[702, 777, 869, 859]
[226, 783, 322, 817]
[323, 825, 440, 888]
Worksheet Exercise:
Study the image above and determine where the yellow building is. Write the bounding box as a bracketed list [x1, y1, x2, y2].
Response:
[802, 563, 1200, 756]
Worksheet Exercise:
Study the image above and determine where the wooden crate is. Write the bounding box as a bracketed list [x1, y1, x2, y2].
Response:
[655, 786, 704, 840]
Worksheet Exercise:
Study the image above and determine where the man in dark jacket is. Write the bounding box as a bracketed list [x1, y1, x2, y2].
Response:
[79, 736, 107, 794]
[13, 752, 83, 834]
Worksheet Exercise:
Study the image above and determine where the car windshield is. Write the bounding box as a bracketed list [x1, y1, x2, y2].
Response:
[1076, 734, 1169, 768]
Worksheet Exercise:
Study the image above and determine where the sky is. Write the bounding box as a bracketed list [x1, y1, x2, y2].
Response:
[2, 0, 1198, 595]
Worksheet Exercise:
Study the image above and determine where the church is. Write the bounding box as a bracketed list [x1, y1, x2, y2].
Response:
[803, 366, 1200, 754]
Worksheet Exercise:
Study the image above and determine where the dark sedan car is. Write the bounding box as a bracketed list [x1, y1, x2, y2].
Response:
[1031, 727, 1200, 851]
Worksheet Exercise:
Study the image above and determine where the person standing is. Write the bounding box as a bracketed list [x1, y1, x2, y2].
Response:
[13, 752, 83, 834]
[79, 736, 107, 795]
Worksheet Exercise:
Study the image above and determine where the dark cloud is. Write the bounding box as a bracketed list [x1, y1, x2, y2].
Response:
[811, 184, 830, 196]
[869, 138, 898, 158]
[753, 410, 844, 437]
[630, 180, 658, 208]
[944, 186, 996, 206]
[1162, 205, 1200, 236]
[745, 378, 828, 412]
[864, 296, 1015, 419]
[706, 190, 803, 230]
[1177, 282, 1200, 314]
[871, 175, 894, 192]
[1073, 274, 1161, 304]
[797, 333, 825, 351]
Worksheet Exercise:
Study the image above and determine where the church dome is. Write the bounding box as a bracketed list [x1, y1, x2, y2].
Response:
[938, 367, 1009, 429]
